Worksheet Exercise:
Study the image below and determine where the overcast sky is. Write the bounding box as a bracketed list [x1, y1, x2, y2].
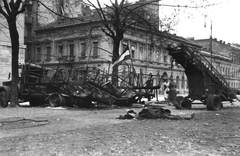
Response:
[171, 0, 240, 44]
[99, 0, 239, 44]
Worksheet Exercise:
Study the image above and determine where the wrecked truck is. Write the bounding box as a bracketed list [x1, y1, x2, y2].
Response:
[0, 63, 139, 107]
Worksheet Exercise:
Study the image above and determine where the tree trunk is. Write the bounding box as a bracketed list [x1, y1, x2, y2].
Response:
[112, 39, 121, 86]
[8, 18, 19, 107]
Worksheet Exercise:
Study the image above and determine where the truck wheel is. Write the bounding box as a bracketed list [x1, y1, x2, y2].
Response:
[0, 91, 8, 107]
[48, 93, 64, 107]
[206, 95, 222, 111]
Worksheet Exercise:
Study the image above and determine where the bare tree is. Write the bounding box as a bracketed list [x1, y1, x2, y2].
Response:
[84, 0, 163, 85]
[84, 0, 219, 85]
[0, 0, 26, 107]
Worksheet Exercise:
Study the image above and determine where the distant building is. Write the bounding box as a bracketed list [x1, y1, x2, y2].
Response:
[194, 38, 240, 89]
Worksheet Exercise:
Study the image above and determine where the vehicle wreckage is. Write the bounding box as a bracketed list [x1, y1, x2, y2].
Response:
[0, 62, 159, 108]
[1, 41, 239, 110]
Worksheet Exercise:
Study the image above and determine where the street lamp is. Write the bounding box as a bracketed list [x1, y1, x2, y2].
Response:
[204, 15, 213, 70]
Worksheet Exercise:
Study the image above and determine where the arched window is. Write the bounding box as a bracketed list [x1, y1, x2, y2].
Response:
[162, 72, 168, 80]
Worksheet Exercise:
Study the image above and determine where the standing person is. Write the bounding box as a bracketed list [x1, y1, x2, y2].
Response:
[162, 78, 169, 101]
[145, 73, 154, 101]
[168, 78, 177, 105]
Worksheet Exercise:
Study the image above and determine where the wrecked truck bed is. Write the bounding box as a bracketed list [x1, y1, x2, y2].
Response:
[18, 63, 135, 107]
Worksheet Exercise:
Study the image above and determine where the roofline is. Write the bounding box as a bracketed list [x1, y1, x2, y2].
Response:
[35, 19, 201, 48]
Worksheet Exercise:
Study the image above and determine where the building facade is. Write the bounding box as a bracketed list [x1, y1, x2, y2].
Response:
[194, 38, 240, 90]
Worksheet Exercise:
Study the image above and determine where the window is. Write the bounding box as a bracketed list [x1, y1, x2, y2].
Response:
[156, 51, 161, 62]
[69, 44, 74, 57]
[58, 45, 63, 57]
[81, 43, 86, 57]
[131, 46, 135, 58]
[27, 27, 31, 36]
[92, 42, 98, 59]
[163, 56, 167, 63]
[139, 46, 143, 60]
[163, 50, 168, 64]
[46, 46, 51, 60]
[27, 49, 31, 61]
[153, 51, 157, 62]
[36, 47, 41, 60]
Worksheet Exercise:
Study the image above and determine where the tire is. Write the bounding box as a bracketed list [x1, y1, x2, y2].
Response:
[0, 91, 8, 108]
[206, 95, 222, 111]
[181, 98, 192, 109]
[48, 93, 65, 107]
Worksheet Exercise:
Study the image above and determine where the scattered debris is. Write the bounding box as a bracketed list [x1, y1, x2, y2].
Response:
[117, 109, 138, 119]
[0, 117, 50, 129]
[204, 123, 210, 126]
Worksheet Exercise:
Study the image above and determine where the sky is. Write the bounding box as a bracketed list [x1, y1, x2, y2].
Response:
[99, 0, 240, 44]
[168, 0, 240, 44]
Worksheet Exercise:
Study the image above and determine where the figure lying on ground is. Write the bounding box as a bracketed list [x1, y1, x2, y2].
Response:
[117, 106, 195, 120]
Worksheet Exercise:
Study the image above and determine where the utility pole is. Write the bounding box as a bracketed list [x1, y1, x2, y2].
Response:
[204, 16, 213, 70]
[210, 21, 213, 71]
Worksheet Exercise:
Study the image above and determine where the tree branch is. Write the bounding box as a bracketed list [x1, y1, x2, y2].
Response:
[85, 0, 116, 38]
[0, 6, 9, 18]
[2, 0, 11, 16]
